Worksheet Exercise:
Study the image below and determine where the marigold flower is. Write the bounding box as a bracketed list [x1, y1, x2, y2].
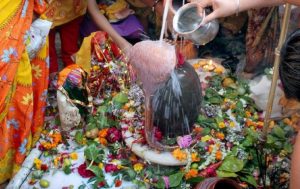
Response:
[256, 121, 264, 128]
[185, 169, 198, 180]
[193, 127, 203, 134]
[245, 111, 251, 118]
[98, 128, 109, 138]
[129, 154, 138, 162]
[133, 163, 144, 173]
[99, 138, 108, 146]
[52, 133, 62, 144]
[208, 145, 214, 153]
[216, 132, 225, 140]
[191, 153, 200, 162]
[54, 157, 59, 167]
[215, 151, 223, 161]
[218, 122, 226, 129]
[172, 148, 187, 161]
[283, 118, 292, 126]
[34, 158, 42, 170]
[70, 152, 78, 160]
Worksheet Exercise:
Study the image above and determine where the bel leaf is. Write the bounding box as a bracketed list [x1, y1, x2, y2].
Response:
[218, 156, 244, 173]
[216, 170, 238, 177]
[273, 126, 285, 139]
[169, 172, 184, 187]
[89, 165, 104, 178]
[84, 144, 99, 161]
[239, 174, 258, 187]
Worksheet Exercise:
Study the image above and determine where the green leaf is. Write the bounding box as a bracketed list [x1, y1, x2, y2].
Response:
[89, 165, 104, 178]
[284, 143, 293, 153]
[88, 177, 98, 184]
[75, 131, 84, 145]
[121, 169, 136, 181]
[208, 96, 222, 104]
[186, 176, 204, 183]
[155, 178, 165, 189]
[239, 174, 258, 187]
[63, 166, 72, 175]
[273, 126, 285, 139]
[169, 172, 184, 187]
[216, 170, 238, 177]
[78, 185, 86, 189]
[113, 93, 128, 104]
[84, 144, 99, 161]
[218, 156, 244, 173]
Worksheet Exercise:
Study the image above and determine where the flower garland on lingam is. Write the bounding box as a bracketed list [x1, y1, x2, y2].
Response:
[28, 32, 297, 189]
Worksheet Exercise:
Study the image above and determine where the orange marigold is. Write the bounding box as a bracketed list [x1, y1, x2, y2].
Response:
[216, 132, 225, 140]
[98, 128, 109, 138]
[172, 148, 187, 161]
[185, 169, 198, 180]
[191, 153, 200, 162]
[99, 138, 108, 146]
[216, 151, 223, 161]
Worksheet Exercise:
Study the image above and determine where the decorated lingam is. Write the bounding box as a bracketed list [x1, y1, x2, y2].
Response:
[129, 40, 202, 151]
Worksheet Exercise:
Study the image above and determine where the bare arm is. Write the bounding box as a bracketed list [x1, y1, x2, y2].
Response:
[290, 133, 300, 189]
[87, 0, 131, 52]
[196, 0, 290, 25]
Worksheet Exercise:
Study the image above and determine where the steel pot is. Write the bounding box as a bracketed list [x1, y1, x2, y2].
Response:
[173, 3, 219, 45]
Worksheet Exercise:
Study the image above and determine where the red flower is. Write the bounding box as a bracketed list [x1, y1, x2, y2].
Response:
[104, 164, 119, 173]
[106, 127, 122, 143]
[41, 164, 48, 171]
[154, 127, 163, 141]
[115, 179, 122, 187]
[98, 181, 106, 187]
[78, 163, 95, 178]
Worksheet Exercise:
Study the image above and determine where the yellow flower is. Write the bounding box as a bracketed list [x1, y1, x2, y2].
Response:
[34, 158, 42, 170]
[218, 122, 226, 129]
[70, 152, 78, 160]
[229, 121, 235, 128]
[201, 135, 212, 142]
[191, 153, 200, 162]
[133, 163, 144, 173]
[172, 148, 187, 161]
[245, 111, 251, 118]
[31, 64, 42, 79]
[98, 163, 104, 169]
[54, 157, 59, 167]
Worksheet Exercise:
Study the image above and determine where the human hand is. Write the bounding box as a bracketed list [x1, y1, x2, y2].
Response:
[190, 0, 237, 25]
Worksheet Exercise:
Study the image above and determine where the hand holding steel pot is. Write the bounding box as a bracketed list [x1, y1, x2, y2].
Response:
[173, 2, 219, 45]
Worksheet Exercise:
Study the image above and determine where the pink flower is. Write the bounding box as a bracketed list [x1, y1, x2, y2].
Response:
[177, 135, 193, 148]
[106, 127, 122, 143]
[162, 176, 170, 188]
[104, 164, 119, 173]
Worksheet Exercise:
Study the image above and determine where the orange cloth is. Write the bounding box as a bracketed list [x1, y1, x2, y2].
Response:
[0, 0, 49, 183]
[41, 0, 87, 28]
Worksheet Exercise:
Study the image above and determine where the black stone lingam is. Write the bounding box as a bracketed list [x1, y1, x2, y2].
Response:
[152, 62, 202, 141]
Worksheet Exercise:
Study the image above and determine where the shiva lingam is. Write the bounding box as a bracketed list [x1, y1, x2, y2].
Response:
[129, 40, 202, 152]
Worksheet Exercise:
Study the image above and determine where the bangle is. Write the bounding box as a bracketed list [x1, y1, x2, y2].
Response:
[235, 0, 240, 16]
[152, 0, 161, 12]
